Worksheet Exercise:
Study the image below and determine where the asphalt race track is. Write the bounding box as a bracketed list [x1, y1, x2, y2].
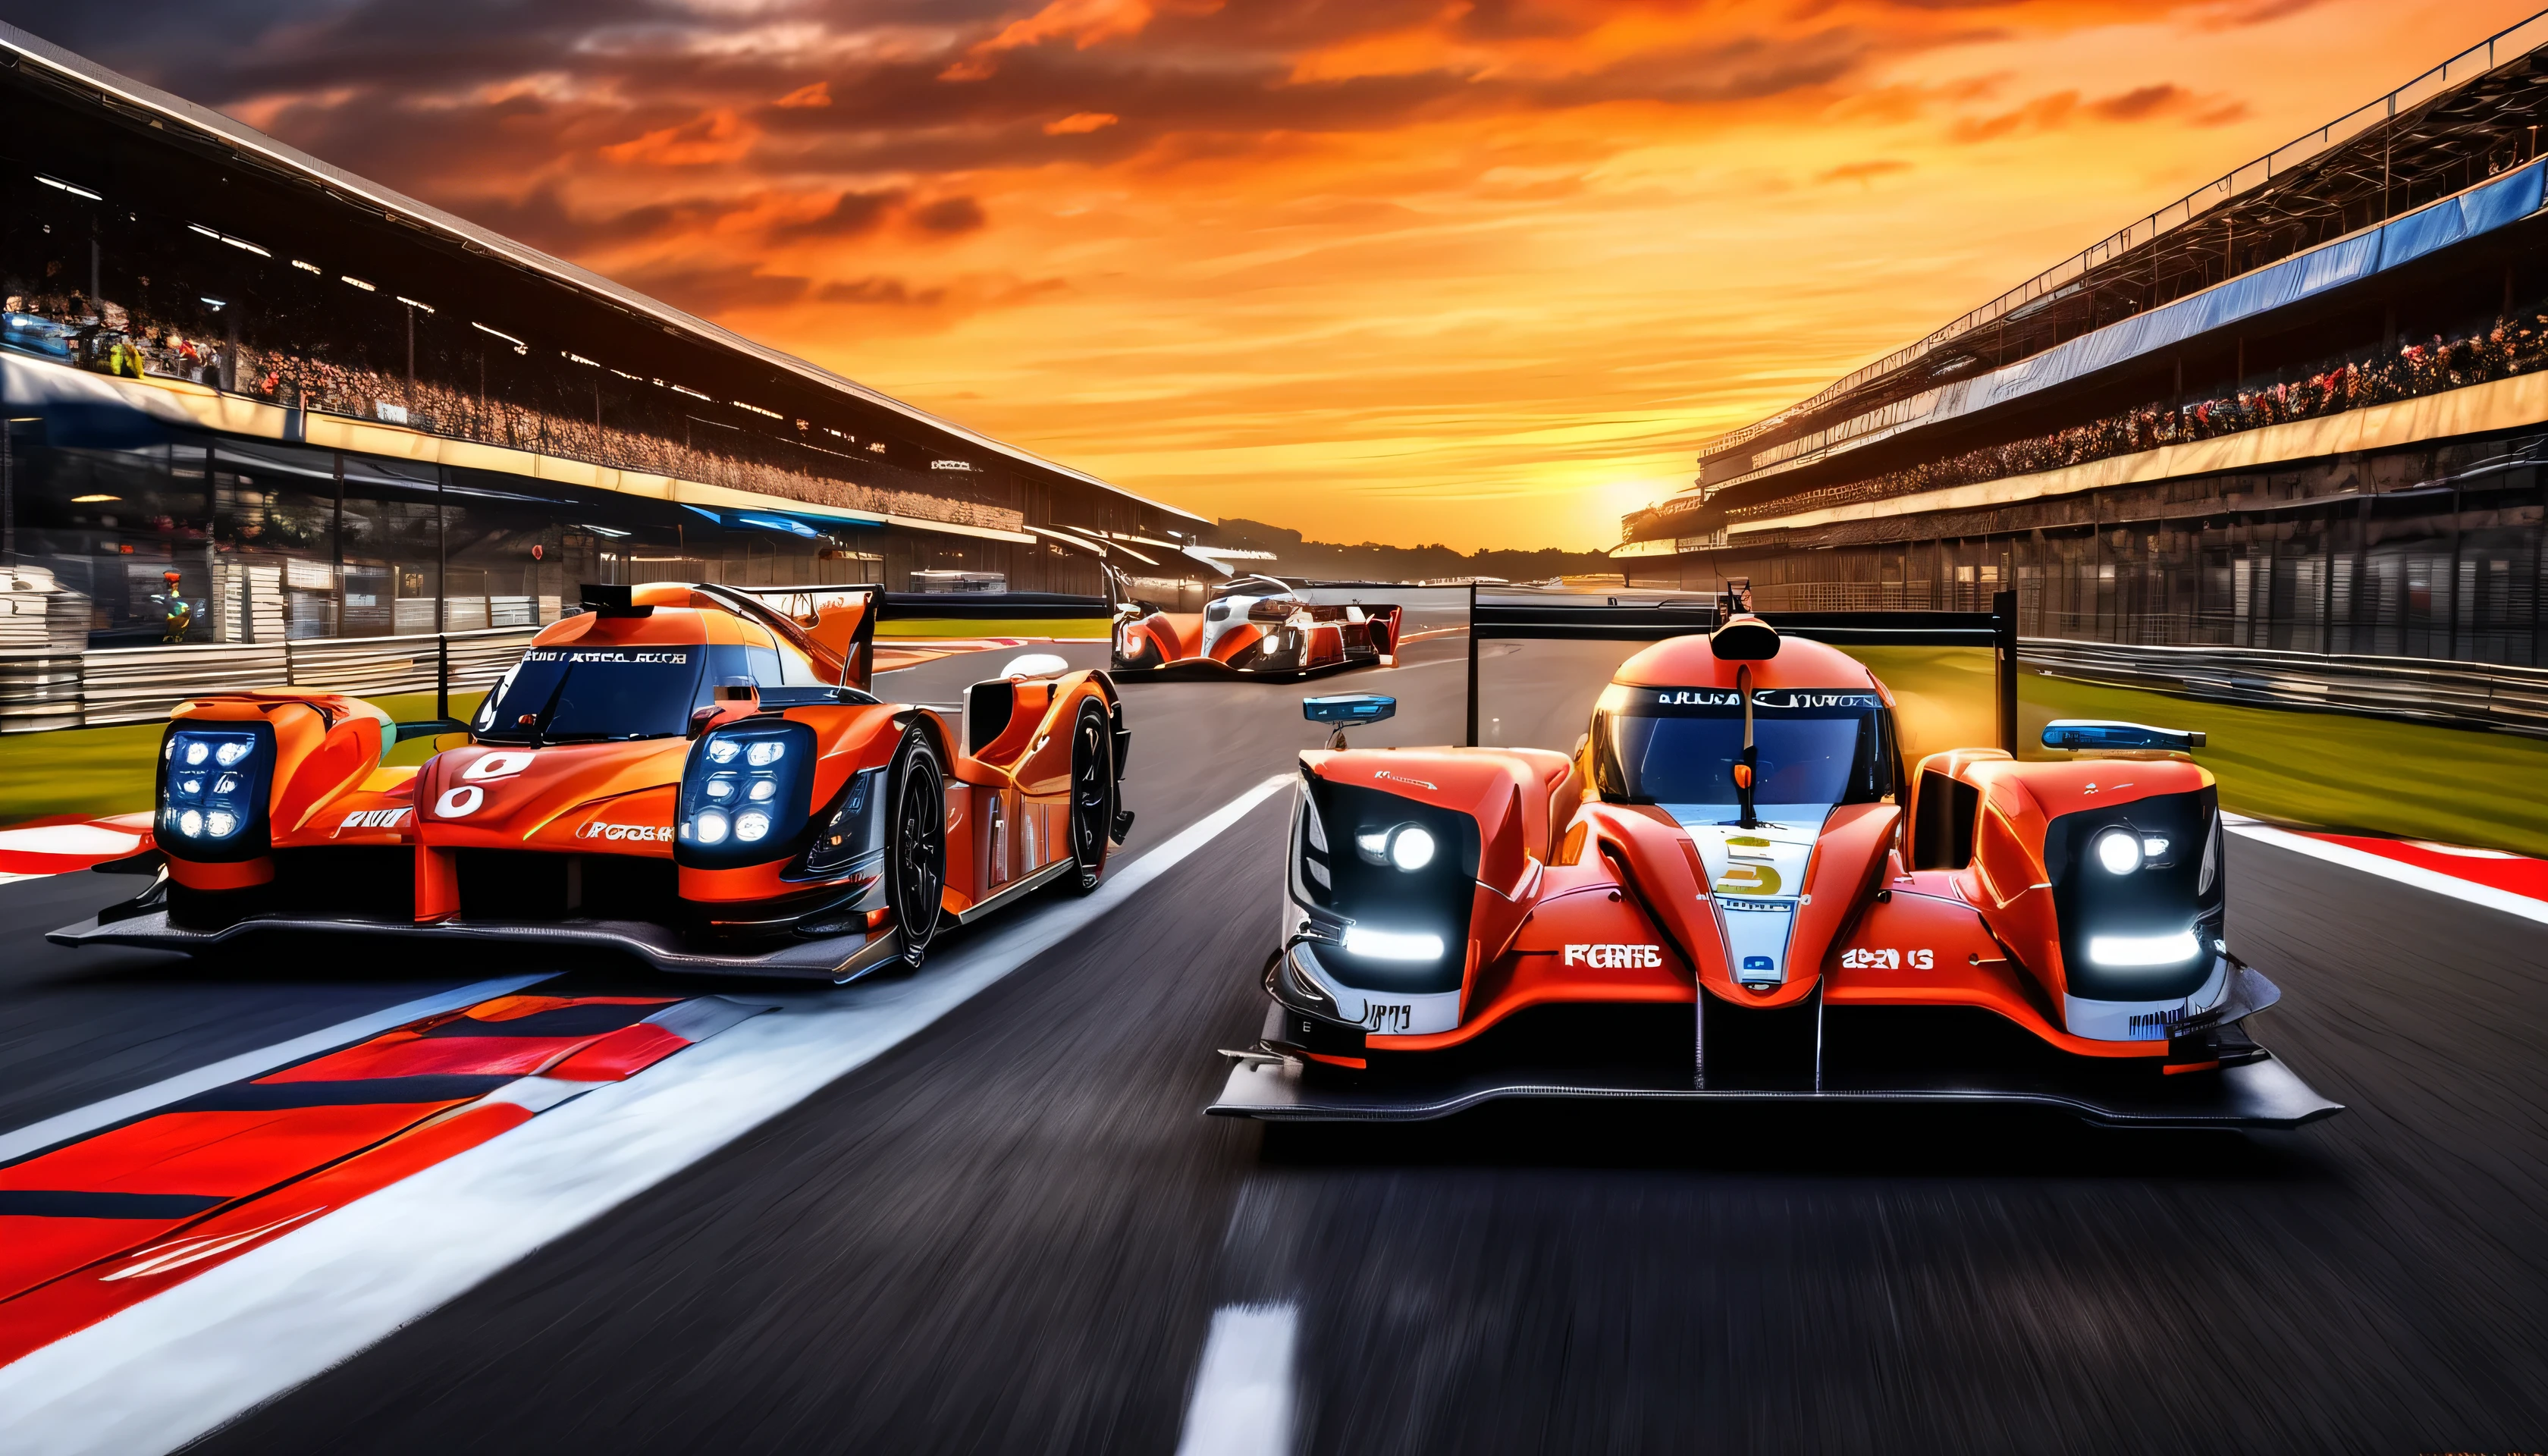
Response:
[2, 630, 2543, 1454]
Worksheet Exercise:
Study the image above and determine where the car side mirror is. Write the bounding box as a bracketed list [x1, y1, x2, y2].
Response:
[2041, 719, 2204, 752]
[1304, 694, 1395, 725]
[692, 677, 760, 737]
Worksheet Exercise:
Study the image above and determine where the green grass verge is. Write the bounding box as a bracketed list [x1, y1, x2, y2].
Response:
[0, 691, 484, 824]
[1840, 644, 2548, 855]
[2016, 671, 2548, 858]
[8, 653, 2544, 858]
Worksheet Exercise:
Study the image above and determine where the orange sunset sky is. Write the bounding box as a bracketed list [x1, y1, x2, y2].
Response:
[10, 0, 2541, 550]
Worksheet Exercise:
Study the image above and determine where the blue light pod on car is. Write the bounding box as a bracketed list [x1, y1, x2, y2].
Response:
[677, 719, 816, 868]
[157, 723, 275, 861]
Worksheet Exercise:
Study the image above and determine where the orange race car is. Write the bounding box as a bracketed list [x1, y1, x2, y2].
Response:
[52, 583, 1132, 980]
[1211, 609, 2342, 1128]
[1112, 574, 1401, 679]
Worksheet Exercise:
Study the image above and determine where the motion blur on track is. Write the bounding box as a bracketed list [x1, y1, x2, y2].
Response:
[0, 620, 2540, 1455]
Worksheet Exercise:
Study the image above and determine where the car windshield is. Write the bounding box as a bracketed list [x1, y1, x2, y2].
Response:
[1592, 686, 1893, 808]
[472, 646, 704, 742]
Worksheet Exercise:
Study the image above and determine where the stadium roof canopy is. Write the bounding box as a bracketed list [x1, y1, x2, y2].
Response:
[1693, 8, 2548, 490]
[0, 19, 1206, 528]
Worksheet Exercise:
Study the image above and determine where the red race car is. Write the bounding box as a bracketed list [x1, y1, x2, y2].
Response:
[1112, 574, 1401, 679]
[1211, 610, 2340, 1128]
[52, 583, 1131, 980]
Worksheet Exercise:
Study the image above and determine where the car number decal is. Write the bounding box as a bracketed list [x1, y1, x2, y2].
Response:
[1564, 943, 1663, 968]
[1363, 1002, 1412, 1033]
[1840, 947, 1935, 970]
[433, 785, 485, 818]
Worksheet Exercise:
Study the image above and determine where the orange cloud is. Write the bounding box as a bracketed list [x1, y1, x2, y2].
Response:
[1043, 111, 1121, 134]
[1817, 158, 1913, 185]
[599, 110, 756, 168]
[80, 0, 2548, 549]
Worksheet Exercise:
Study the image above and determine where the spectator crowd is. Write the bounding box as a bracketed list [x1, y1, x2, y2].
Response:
[0, 288, 1023, 536]
[1720, 305, 2548, 525]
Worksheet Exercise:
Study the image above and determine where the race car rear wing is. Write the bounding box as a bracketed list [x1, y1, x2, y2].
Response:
[1463, 587, 2019, 752]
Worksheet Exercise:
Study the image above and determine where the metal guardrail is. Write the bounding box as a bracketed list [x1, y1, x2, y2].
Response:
[0, 653, 83, 732]
[1465, 589, 2020, 752]
[27, 627, 543, 730]
[2022, 638, 2548, 738]
[5, 587, 1130, 733]
[80, 642, 293, 726]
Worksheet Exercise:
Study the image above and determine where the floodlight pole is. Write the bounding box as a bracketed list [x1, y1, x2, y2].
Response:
[1464, 580, 1480, 748]
[1994, 588, 2019, 754]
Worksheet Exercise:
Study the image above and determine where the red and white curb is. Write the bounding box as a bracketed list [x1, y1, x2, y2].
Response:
[0, 774, 1294, 1456]
[2223, 815, 2548, 926]
[0, 816, 152, 886]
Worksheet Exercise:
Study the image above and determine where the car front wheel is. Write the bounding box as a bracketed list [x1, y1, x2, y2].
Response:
[886, 729, 947, 970]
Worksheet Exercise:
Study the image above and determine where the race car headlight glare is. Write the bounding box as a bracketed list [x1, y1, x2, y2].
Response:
[1341, 926, 1444, 961]
[2093, 827, 2144, 875]
[1387, 825, 1436, 871]
[177, 808, 203, 837]
[1354, 822, 1435, 871]
[214, 740, 251, 767]
[679, 720, 814, 867]
[204, 809, 237, 838]
[2088, 929, 2201, 967]
[183, 741, 209, 767]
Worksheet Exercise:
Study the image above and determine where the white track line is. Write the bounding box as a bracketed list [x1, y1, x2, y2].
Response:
[1174, 1303, 1301, 1456]
[2229, 823, 2548, 927]
[0, 975, 553, 1166]
[0, 774, 1294, 1456]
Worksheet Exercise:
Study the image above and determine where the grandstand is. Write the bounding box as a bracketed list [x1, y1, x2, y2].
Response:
[1623, 11, 2548, 667]
[0, 22, 1207, 647]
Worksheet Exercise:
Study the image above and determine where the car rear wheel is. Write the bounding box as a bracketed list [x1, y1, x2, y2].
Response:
[1065, 700, 1115, 893]
[887, 729, 947, 970]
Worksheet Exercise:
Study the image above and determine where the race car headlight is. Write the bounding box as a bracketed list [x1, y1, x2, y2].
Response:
[678, 719, 814, 868]
[2093, 827, 2144, 875]
[160, 739, 268, 849]
[158, 724, 273, 860]
[1341, 926, 1445, 961]
[2087, 928, 2201, 968]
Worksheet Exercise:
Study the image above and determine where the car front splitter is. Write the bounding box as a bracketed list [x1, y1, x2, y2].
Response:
[1206, 1047, 2343, 1129]
[46, 907, 906, 982]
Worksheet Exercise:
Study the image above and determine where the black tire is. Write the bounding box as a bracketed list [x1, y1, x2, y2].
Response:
[1065, 699, 1116, 894]
[886, 729, 948, 970]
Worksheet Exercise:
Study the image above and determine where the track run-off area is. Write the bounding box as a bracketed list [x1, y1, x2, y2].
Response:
[0, 629, 2543, 1454]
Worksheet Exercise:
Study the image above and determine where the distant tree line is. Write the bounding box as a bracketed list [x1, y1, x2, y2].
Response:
[1214, 519, 1618, 584]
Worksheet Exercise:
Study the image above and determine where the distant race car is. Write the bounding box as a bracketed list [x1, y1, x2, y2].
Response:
[52, 582, 1131, 980]
[1112, 574, 1401, 679]
[1210, 612, 2342, 1128]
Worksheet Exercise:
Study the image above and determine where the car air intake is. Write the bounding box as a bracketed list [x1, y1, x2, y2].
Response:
[1292, 774, 1479, 997]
